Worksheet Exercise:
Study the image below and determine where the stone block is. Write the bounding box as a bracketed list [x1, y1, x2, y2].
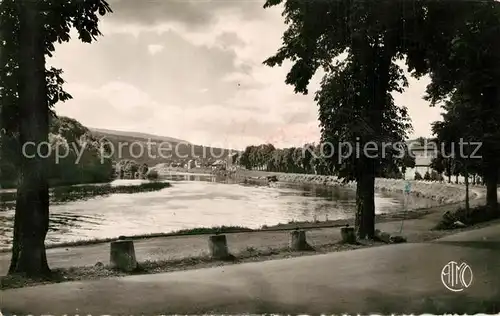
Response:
[389, 235, 407, 243]
[209, 234, 230, 260]
[340, 227, 356, 244]
[110, 240, 137, 272]
[290, 230, 313, 251]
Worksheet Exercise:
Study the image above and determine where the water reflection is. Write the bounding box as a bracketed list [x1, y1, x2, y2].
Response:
[0, 175, 438, 249]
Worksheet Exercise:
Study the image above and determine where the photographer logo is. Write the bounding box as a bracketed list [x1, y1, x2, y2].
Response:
[441, 261, 473, 292]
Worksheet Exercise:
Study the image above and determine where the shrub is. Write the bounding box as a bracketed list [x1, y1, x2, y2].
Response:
[424, 171, 431, 181]
[414, 172, 423, 180]
[146, 169, 159, 180]
[436, 205, 500, 230]
[430, 170, 440, 181]
[51, 182, 171, 202]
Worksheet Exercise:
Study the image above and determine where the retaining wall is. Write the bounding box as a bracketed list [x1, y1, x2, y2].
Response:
[272, 173, 478, 204]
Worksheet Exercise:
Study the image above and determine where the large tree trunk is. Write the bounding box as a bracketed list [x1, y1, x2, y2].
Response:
[355, 159, 376, 239]
[464, 163, 470, 212]
[8, 0, 51, 277]
[484, 157, 498, 210]
[482, 86, 499, 211]
[351, 36, 391, 240]
[446, 160, 452, 183]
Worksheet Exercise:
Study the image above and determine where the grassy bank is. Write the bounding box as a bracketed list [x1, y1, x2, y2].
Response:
[2, 168, 495, 291]
[1, 240, 384, 290]
[0, 207, 434, 253]
[0, 181, 172, 205]
[3, 200, 500, 290]
[35, 225, 255, 251]
[4, 211, 500, 290]
[51, 181, 171, 202]
[435, 204, 500, 230]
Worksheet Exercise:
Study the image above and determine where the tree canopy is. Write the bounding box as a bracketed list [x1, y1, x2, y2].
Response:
[0, 0, 112, 276]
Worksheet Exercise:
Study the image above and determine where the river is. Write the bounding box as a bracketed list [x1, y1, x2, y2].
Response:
[0, 174, 439, 249]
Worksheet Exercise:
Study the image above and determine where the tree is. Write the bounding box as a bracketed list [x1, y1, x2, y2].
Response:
[432, 90, 486, 212]
[301, 143, 314, 174]
[430, 152, 453, 183]
[418, 1, 500, 211]
[263, 0, 425, 239]
[258, 143, 275, 171]
[414, 172, 423, 181]
[239, 146, 252, 169]
[415, 137, 426, 146]
[1, 0, 112, 277]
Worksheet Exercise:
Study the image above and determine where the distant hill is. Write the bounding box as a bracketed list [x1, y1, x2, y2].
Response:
[88, 128, 238, 167]
[89, 128, 189, 144]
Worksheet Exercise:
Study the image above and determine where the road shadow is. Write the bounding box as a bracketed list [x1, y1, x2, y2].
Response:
[195, 269, 500, 314]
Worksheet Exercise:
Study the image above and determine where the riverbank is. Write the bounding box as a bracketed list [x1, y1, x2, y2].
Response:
[0, 206, 432, 253]
[1, 168, 490, 289]
[1, 181, 494, 288]
[3, 197, 499, 289]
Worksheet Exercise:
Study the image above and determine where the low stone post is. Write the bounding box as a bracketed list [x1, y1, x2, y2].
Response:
[290, 229, 312, 251]
[377, 231, 391, 243]
[110, 239, 137, 272]
[209, 234, 230, 260]
[340, 226, 356, 244]
[389, 235, 407, 243]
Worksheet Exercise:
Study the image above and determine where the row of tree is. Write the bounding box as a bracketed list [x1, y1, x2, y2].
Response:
[236, 143, 412, 180]
[413, 171, 443, 182]
[265, 0, 500, 239]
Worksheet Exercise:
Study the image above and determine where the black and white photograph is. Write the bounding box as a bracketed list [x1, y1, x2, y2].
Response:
[1, 0, 499, 314]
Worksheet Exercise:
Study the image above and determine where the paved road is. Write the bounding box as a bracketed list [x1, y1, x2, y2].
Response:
[2, 224, 500, 315]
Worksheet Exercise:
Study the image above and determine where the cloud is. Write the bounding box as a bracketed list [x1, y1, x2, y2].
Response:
[147, 44, 164, 55]
[106, 0, 268, 29]
[51, 29, 249, 108]
[56, 80, 314, 149]
[49, 0, 441, 149]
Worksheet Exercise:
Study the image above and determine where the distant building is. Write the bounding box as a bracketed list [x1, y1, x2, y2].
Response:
[186, 159, 196, 170]
[403, 141, 471, 183]
[404, 143, 437, 179]
[211, 159, 226, 170]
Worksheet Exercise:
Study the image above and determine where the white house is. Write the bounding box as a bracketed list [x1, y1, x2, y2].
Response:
[211, 159, 226, 170]
[403, 141, 472, 183]
[403, 144, 437, 179]
[186, 159, 196, 170]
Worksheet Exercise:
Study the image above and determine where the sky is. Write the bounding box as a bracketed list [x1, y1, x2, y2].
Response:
[50, 0, 443, 150]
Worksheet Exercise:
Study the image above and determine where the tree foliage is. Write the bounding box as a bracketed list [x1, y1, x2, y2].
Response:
[421, 0, 500, 209]
[263, 0, 430, 238]
[0, 116, 114, 188]
[238, 142, 413, 179]
[0, 0, 112, 276]
[264, 0, 500, 238]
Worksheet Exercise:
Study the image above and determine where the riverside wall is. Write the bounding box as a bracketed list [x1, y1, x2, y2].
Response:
[267, 173, 478, 205]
